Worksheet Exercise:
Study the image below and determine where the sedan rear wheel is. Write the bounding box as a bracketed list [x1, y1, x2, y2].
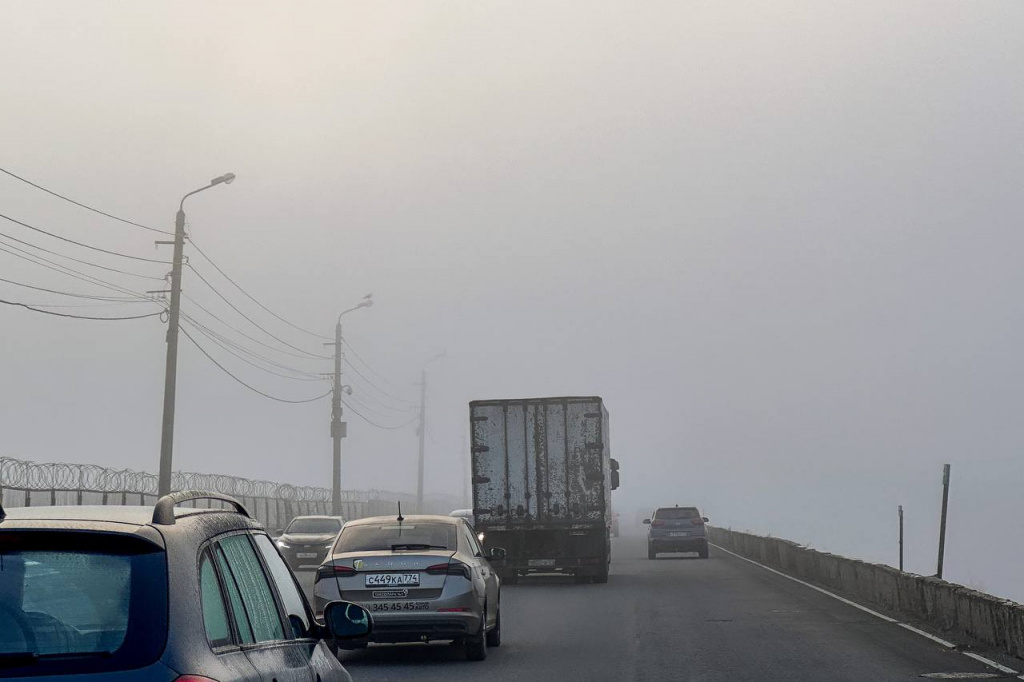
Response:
[486, 602, 501, 647]
[465, 612, 488, 661]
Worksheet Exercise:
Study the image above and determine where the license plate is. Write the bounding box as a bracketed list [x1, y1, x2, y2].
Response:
[372, 589, 408, 599]
[296, 552, 318, 559]
[528, 559, 556, 567]
[669, 531, 690, 537]
[368, 601, 430, 612]
[365, 573, 420, 587]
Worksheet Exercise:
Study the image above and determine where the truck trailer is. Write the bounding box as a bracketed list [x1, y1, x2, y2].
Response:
[469, 396, 619, 584]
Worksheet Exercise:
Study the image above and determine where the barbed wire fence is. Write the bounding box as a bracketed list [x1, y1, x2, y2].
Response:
[0, 456, 461, 530]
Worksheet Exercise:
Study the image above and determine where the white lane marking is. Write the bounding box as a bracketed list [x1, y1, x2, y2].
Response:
[710, 543, 1022, 678]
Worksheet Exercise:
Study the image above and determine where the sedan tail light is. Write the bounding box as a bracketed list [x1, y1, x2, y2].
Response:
[315, 564, 356, 583]
[651, 520, 666, 527]
[425, 560, 471, 580]
[692, 518, 705, 525]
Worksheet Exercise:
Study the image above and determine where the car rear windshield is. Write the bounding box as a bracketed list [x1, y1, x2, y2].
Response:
[335, 523, 457, 553]
[286, 518, 342, 534]
[655, 508, 700, 520]
[0, 531, 168, 677]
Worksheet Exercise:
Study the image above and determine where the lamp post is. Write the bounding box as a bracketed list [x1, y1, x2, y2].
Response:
[157, 173, 236, 497]
[328, 294, 372, 515]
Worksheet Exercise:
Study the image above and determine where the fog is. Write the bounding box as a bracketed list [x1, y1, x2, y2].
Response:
[2, 2, 1023, 601]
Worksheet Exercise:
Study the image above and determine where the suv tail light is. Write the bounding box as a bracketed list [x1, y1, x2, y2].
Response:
[315, 564, 356, 583]
[651, 520, 666, 527]
[692, 518, 705, 525]
[425, 560, 471, 580]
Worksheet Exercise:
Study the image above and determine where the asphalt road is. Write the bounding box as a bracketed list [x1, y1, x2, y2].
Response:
[299, 535, 1009, 682]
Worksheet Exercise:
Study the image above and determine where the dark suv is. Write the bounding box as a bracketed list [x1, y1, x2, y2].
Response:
[276, 515, 345, 571]
[644, 506, 710, 559]
[0, 491, 372, 681]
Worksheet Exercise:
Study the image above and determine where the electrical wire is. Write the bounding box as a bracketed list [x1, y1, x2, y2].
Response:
[344, 393, 412, 420]
[182, 292, 330, 362]
[0, 276, 150, 302]
[0, 165, 173, 235]
[181, 317, 327, 383]
[342, 375, 418, 413]
[0, 231, 166, 281]
[0, 242, 153, 299]
[341, 399, 419, 430]
[187, 264, 331, 360]
[189, 240, 330, 341]
[0, 212, 171, 264]
[180, 325, 333, 404]
[342, 357, 417, 406]
[0, 297, 162, 320]
[342, 337, 415, 394]
[181, 310, 325, 380]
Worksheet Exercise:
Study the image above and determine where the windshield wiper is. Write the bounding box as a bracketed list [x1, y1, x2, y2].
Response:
[390, 543, 449, 551]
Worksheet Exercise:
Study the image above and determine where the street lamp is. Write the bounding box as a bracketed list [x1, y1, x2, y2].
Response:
[329, 294, 373, 515]
[157, 174, 236, 497]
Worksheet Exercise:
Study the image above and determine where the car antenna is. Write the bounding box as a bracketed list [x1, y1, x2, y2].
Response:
[397, 501, 404, 523]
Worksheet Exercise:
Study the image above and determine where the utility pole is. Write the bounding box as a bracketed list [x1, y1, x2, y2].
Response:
[898, 505, 904, 571]
[329, 322, 347, 516]
[157, 173, 235, 497]
[936, 463, 951, 579]
[416, 368, 426, 513]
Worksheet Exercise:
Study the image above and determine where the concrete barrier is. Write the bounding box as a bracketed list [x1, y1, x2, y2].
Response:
[708, 526, 1024, 660]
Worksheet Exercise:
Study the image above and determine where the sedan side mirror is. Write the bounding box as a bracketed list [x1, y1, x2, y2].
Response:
[642, 518, 651, 524]
[489, 547, 507, 560]
[323, 601, 372, 641]
[703, 517, 709, 523]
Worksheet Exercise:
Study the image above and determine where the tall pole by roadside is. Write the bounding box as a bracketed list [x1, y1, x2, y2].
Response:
[330, 321, 346, 516]
[157, 173, 235, 497]
[898, 505, 904, 571]
[936, 463, 951, 579]
[416, 368, 427, 513]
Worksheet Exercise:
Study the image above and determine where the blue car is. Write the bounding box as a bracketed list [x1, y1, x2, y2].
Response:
[644, 506, 709, 559]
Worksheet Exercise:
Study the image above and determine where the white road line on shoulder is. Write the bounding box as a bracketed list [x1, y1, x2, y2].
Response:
[709, 543, 1022, 678]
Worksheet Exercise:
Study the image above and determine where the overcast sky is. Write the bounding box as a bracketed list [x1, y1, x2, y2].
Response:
[2, 1, 1023, 600]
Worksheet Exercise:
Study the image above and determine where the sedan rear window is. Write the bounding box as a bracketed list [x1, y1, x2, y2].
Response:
[335, 523, 457, 553]
[286, 518, 342, 534]
[654, 508, 700, 520]
[0, 531, 167, 677]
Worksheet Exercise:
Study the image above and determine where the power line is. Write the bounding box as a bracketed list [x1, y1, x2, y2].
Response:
[0, 165, 172, 235]
[180, 325, 333, 404]
[182, 292, 330, 362]
[0, 297, 162, 320]
[0, 230, 166, 281]
[189, 239, 330, 341]
[342, 337, 417, 399]
[343, 374, 418, 413]
[0, 242, 153, 299]
[345, 392, 412, 419]
[181, 317, 327, 383]
[0, 276, 149, 302]
[181, 310, 325, 380]
[187, 264, 331, 360]
[341, 398, 419, 430]
[342, 355, 417, 406]
[0, 212, 171, 264]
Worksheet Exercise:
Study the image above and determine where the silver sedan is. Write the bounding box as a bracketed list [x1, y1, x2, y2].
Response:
[314, 514, 505, 661]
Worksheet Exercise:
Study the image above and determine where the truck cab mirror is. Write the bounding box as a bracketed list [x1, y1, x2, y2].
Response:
[323, 601, 372, 641]
[489, 547, 507, 560]
[642, 518, 651, 524]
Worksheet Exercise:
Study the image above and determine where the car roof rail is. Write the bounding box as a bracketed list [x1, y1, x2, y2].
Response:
[152, 490, 251, 526]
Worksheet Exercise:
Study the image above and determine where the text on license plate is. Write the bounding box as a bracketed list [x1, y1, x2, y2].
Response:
[528, 559, 556, 567]
[669, 531, 690, 537]
[365, 573, 420, 587]
[296, 552, 318, 559]
[368, 601, 429, 612]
